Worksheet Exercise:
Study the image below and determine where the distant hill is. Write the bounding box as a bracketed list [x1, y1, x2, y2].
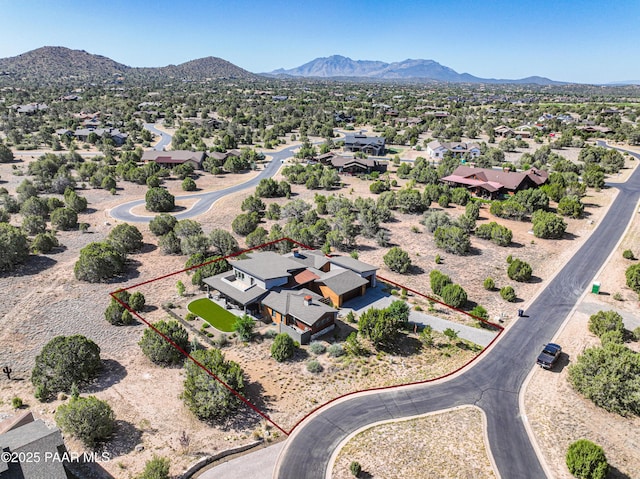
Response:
[152, 56, 255, 80]
[269, 55, 563, 85]
[0, 46, 129, 80]
[0, 46, 255, 83]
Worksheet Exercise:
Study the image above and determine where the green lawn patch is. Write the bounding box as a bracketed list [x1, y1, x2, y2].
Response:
[187, 298, 237, 332]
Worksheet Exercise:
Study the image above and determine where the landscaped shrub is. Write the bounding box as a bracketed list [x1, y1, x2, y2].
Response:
[626, 263, 640, 295]
[231, 212, 259, 236]
[149, 214, 177, 237]
[383, 246, 412, 273]
[434, 225, 470, 255]
[568, 342, 640, 416]
[623, 249, 635, 260]
[483, 277, 495, 291]
[430, 270, 452, 296]
[476, 222, 512, 246]
[233, 314, 255, 341]
[104, 291, 135, 326]
[500, 286, 517, 302]
[74, 241, 125, 282]
[566, 439, 608, 479]
[32, 335, 102, 401]
[350, 461, 362, 477]
[440, 283, 468, 308]
[588, 310, 625, 338]
[309, 341, 326, 355]
[306, 359, 323, 373]
[139, 456, 171, 479]
[532, 210, 567, 239]
[181, 348, 244, 421]
[421, 210, 453, 233]
[55, 396, 115, 447]
[327, 343, 345, 357]
[145, 187, 175, 212]
[271, 333, 295, 362]
[470, 305, 489, 321]
[107, 223, 143, 254]
[139, 320, 190, 366]
[557, 195, 584, 218]
[507, 258, 532, 282]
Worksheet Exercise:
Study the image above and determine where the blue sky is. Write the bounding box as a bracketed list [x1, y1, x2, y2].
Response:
[0, 0, 638, 84]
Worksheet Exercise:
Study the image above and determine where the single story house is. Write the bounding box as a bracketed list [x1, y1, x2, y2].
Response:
[427, 140, 481, 159]
[440, 165, 548, 198]
[329, 156, 387, 175]
[343, 134, 386, 156]
[71, 127, 128, 146]
[494, 125, 532, 138]
[141, 150, 206, 169]
[0, 412, 70, 479]
[203, 250, 378, 343]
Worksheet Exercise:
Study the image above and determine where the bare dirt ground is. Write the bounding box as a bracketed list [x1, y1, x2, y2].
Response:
[331, 407, 496, 479]
[0, 140, 636, 478]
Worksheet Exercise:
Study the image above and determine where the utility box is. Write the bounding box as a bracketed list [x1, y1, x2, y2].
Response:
[591, 282, 601, 294]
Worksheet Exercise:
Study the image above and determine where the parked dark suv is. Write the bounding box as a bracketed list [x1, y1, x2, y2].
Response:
[536, 343, 562, 370]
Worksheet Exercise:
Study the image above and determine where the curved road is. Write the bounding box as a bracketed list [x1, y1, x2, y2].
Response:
[143, 122, 173, 151]
[110, 144, 299, 223]
[274, 145, 640, 479]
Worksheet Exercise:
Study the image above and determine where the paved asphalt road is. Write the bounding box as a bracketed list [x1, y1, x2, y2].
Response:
[109, 144, 299, 223]
[143, 122, 172, 151]
[274, 146, 640, 479]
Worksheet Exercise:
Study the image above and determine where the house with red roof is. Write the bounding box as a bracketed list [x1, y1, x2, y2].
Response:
[440, 165, 548, 199]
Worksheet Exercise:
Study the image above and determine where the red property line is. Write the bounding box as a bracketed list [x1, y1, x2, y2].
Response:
[110, 237, 504, 436]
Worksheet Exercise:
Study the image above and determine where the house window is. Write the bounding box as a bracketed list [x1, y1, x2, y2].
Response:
[271, 309, 277, 319]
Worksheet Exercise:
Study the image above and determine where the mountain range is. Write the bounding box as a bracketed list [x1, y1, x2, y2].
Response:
[269, 55, 563, 85]
[0, 46, 255, 82]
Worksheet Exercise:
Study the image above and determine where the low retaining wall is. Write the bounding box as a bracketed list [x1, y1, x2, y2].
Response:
[162, 305, 217, 348]
[182, 440, 263, 478]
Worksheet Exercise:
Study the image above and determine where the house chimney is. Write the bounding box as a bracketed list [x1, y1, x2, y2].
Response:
[303, 295, 312, 306]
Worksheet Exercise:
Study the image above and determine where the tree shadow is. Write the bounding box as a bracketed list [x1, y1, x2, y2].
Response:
[82, 207, 98, 214]
[561, 232, 579, 241]
[407, 264, 425, 275]
[508, 241, 526, 249]
[102, 420, 143, 456]
[45, 244, 68, 255]
[138, 242, 157, 254]
[608, 465, 631, 479]
[1, 255, 57, 278]
[466, 246, 483, 256]
[380, 334, 422, 357]
[66, 461, 115, 479]
[527, 275, 543, 284]
[85, 359, 128, 393]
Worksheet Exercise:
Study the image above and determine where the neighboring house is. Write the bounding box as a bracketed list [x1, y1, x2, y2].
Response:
[440, 165, 548, 198]
[577, 125, 613, 134]
[203, 250, 378, 344]
[11, 103, 48, 115]
[494, 125, 531, 138]
[343, 134, 386, 156]
[71, 127, 128, 146]
[329, 156, 387, 174]
[0, 412, 70, 479]
[426, 140, 481, 159]
[207, 149, 241, 163]
[141, 150, 206, 169]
